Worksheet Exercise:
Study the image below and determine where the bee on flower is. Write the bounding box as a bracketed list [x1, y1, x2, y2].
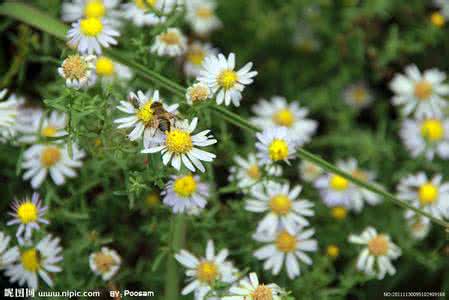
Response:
[89, 247, 121, 281]
[228, 153, 282, 191]
[400, 117, 449, 160]
[222, 272, 283, 300]
[122, 0, 178, 27]
[5, 234, 63, 288]
[61, 0, 123, 27]
[348, 227, 401, 280]
[175, 240, 238, 300]
[0, 232, 19, 268]
[58, 54, 97, 89]
[22, 142, 85, 189]
[314, 158, 381, 212]
[150, 28, 187, 57]
[397, 172, 449, 220]
[256, 127, 297, 166]
[198, 53, 257, 106]
[114, 90, 178, 148]
[186, 0, 222, 36]
[94, 56, 133, 84]
[186, 83, 211, 105]
[299, 160, 323, 182]
[16, 111, 67, 144]
[184, 42, 217, 78]
[67, 17, 120, 55]
[342, 82, 374, 109]
[389, 65, 449, 118]
[141, 117, 217, 172]
[162, 174, 209, 214]
[253, 226, 318, 279]
[0, 90, 23, 141]
[245, 181, 314, 235]
[251, 96, 317, 146]
[7, 193, 48, 242]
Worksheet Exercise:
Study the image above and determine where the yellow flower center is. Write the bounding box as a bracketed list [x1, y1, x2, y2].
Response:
[421, 119, 444, 142]
[41, 146, 61, 167]
[84, 0, 106, 18]
[173, 175, 197, 198]
[196, 261, 218, 283]
[160, 31, 181, 45]
[418, 183, 438, 206]
[352, 170, 368, 182]
[136, 101, 154, 125]
[62, 55, 88, 80]
[269, 194, 292, 215]
[331, 206, 347, 220]
[275, 231, 297, 253]
[187, 47, 206, 65]
[431, 12, 445, 28]
[196, 6, 213, 19]
[17, 202, 38, 224]
[251, 285, 273, 300]
[187, 85, 209, 103]
[80, 17, 103, 37]
[166, 129, 193, 154]
[326, 244, 340, 258]
[246, 164, 261, 180]
[330, 175, 349, 191]
[21, 249, 40, 272]
[268, 139, 289, 161]
[272, 109, 295, 127]
[218, 70, 238, 90]
[146, 192, 160, 207]
[414, 80, 432, 100]
[135, 0, 156, 10]
[41, 126, 57, 138]
[352, 87, 367, 104]
[94, 252, 115, 273]
[367, 235, 389, 256]
[96, 56, 115, 76]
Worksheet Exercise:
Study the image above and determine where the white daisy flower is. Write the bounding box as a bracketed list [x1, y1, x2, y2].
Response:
[253, 227, 318, 279]
[114, 90, 178, 148]
[16, 111, 67, 144]
[222, 272, 283, 300]
[22, 143, 85, 189]
[246, 181, 314, 235]
[251, 96, 317, 146]
[186, 0, 222, 36]
[175, 240, 238, 300]
[67, 17, 120, 55]
[5, 235, 62, 288]
[255, 127, 296, 166]
[348, 227, 401, 280]
[292, 21, 321, 53]
[95, 56, 133, 84]
[61, 0, 123, 27]
[299, 160, 322, 182]
[314, 158, 381, 212]
[397, 172, 449, 220]
[0, 90, 23, 141]
[228, 153, 282, 191]
[405, 211, 431, 240]
[58, 54, 97, 89]
[400, 117, 449, 160]
[89, 247, 121, 281]
[343, 82, 374, 109]
[198, 53, 257, 106]
[142, 117, 217, 172]
[184, 42, 217, 78]
[122, 0, 178, 27]
[162, 174, 209, 214]
[435, 0, 449, 18]
[7, 193, 49, 242]
[389, 64, 449, 118]
[150, 27, 187, 57]
[0, 232, 19, 268]
[186, 83, 211, 105]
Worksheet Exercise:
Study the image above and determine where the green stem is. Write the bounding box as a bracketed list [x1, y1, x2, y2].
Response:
[2, 1, 448, 229]
[164, 215, 186, 300]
